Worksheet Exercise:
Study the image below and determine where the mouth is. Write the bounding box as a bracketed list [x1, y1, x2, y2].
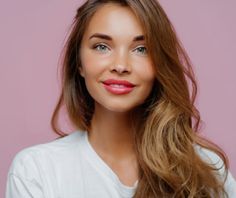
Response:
[102, 79, 135, 95]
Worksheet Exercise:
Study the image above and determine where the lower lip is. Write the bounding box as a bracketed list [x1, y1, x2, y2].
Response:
[103, 83, 134, 95]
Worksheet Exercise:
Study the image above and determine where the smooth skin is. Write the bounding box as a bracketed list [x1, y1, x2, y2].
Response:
[80, 3, 155, 186]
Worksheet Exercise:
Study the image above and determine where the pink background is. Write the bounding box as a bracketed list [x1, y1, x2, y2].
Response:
[0, 0, 235, 196]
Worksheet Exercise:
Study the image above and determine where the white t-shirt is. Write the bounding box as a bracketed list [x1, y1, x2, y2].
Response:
[6, 130, 236, 198]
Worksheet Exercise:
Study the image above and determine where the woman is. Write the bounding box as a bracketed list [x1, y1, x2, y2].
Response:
[6, 0, 236, 197]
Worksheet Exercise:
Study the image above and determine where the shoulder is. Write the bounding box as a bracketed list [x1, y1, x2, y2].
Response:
[195, 145, 225, 170]
[8, 130, 85, 177]
[6, 130, 86, 197]
[195, 145, 236, 196]
[195, 144, 228, 178]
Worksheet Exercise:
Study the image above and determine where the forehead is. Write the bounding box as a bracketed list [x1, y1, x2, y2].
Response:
[83, 3, 144, 39]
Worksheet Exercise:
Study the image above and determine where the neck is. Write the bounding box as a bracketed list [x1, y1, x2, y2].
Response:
[88, 104, 137, 160]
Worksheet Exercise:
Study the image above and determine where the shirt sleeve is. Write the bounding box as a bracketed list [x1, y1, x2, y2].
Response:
[196, 145, 236, 197]
[5, 148, 45, 198]
[224, 171, 236, 198]
[6, 173, 44, 198]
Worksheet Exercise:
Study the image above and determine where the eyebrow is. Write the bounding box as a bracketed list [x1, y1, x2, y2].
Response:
[89, 33, 145, 42]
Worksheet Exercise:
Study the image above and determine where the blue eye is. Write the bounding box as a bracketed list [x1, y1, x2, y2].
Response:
[134, 46, 147, 55]
[93, 44, 109, 53]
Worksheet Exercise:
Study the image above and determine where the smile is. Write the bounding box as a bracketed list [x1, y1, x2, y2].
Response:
[102, 79, 135, 95]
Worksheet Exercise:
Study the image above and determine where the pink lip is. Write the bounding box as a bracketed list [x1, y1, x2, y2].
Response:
[102, 79, 135, 95]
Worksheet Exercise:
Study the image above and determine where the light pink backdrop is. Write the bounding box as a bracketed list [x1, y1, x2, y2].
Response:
[0, 0, 235, 196]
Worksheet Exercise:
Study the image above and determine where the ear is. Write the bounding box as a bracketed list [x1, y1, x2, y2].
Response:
[78, 66, 85, 77]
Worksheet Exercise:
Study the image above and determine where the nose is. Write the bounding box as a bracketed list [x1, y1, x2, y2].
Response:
[110, 49, 131, 74]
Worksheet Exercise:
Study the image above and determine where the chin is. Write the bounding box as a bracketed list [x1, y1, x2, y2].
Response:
[107, 108, 132, 113]
[103, 102, 141, 114]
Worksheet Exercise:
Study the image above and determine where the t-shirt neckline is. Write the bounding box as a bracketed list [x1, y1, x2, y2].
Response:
[79, 131, 138, 197]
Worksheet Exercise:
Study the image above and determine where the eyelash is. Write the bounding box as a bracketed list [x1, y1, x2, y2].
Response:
[135, 46, 147, 54]
[93, 44, 109, 53]
[92, 44, 147, 55]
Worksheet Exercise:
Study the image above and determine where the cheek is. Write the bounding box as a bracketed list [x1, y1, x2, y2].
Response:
[80, 60, 96, 80]
[135, 59, 155, 84]
[80, 51, 109, 78]
[136, 64, 156, 99]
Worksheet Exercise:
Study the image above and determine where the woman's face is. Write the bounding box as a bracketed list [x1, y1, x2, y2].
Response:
[80, 3, 155, 113]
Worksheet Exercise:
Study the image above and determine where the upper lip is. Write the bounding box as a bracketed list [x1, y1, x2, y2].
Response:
[103, 79, 135, 87]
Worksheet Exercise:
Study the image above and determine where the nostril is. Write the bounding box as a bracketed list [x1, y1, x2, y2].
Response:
[113, 64, 130, 74]
[117, 66, 125, 74]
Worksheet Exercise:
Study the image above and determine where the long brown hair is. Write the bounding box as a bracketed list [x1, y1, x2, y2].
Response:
[51, 0, 229, 197]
